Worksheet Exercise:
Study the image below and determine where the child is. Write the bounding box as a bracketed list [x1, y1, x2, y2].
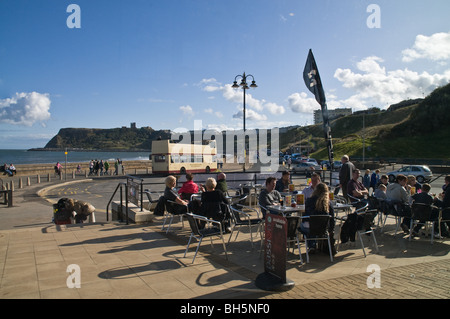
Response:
[374, 184, 387, 200]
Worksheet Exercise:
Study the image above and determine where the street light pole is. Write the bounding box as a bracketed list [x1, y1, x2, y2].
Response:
[232, 72, 257, 173]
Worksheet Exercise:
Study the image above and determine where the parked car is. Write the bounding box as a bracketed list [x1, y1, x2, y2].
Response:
[290, 153, 303, 164]
[321, 160, 331, 169]
[292, 162, 321, 174]
[333, 161, 343, 169]
[386, 165, 433, 183]
[305, 158, 319, 165]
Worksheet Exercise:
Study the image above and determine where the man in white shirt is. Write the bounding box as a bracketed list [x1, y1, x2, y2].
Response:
[302, 173, 321, 199]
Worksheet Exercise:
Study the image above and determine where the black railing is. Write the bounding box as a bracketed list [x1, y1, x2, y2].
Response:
[106, 182, 129, 225]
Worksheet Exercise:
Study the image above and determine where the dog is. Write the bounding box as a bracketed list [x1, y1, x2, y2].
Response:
[58, 198, 95, 223]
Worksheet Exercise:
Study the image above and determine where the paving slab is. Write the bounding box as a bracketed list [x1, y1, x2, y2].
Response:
[1, 178, 449, 304]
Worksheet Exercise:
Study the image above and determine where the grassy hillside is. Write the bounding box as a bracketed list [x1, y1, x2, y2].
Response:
[283, 83, 450, 160]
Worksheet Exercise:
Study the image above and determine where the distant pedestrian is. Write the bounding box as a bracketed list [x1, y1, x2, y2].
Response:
[104, 160, 110, 175]
[339, 155, 355, 201]
[55, 162, 62, 177]
[370, 169, 380, 194]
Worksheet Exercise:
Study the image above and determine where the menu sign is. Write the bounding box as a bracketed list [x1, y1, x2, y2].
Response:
[264, 214, 287, 282]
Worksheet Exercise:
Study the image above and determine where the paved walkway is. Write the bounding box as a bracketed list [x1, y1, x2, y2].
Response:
[1, 179, 449, 300]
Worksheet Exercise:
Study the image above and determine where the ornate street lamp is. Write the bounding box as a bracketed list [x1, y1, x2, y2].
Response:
[232, 72, 257, 172]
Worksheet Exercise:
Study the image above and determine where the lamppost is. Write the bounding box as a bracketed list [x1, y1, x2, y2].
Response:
[232, 72, 257, 172]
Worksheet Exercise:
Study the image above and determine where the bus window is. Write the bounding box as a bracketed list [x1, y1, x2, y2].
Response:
[154, 155, 166, 163]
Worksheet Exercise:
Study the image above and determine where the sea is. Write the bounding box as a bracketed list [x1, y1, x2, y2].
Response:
[0, 149, 151, 165]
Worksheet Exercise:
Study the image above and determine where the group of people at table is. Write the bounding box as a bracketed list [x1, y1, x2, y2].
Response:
[163, 173, 233, 231]
[161, 159, 450, 253]
[338, 155, 450, 238]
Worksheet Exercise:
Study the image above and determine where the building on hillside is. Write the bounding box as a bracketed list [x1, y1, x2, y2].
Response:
[314, 108, 352, 124]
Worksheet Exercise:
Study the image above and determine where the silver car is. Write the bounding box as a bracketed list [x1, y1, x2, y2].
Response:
[292, 162, 322, 174]
[387, 165, 433, 183]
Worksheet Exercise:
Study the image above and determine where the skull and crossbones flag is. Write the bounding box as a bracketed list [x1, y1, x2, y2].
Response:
[303, 49, 326, 107]
[303, 49, 334, 170]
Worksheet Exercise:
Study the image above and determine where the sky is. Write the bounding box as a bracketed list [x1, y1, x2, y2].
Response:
[1, 0, 450, 149]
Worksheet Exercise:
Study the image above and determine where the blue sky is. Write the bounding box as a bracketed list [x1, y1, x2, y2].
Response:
[1, 0, 450, 149]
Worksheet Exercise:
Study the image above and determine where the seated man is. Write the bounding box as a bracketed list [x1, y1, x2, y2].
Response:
[216, 172, 228, 194]
[302, 172, 321, 199]
[275, 171, 291, 192]
[258, 177, 282, 218]
[433, 175, 450, 237]
[411, 183, 439, 236]
[178, 173, 199, 201]
[347, 169, 369, 201]
[386, 174, 412, 233]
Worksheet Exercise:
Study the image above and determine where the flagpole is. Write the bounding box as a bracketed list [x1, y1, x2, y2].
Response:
[303, 49, 335, 186]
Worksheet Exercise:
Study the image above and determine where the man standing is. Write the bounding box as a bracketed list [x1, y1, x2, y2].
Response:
[339, 155, 355, 201]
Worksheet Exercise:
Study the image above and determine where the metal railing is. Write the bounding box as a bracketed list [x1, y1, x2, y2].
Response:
[106, 182, 129, 225]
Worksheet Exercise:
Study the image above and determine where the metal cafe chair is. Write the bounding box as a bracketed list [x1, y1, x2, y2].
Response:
[379, 199, 402, 236]
[355, 206, 379, 257]
[409, 203, 438, 244]
[286, 215, 303, 264]
[299, 214, 333, 263]
[228, 204, 264, 248]
[438, 207, 450, 240]
[162, 199, 186, 234]
[183, 213, 228, 263]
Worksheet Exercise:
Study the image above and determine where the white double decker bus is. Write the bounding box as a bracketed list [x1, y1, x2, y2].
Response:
[151, 139, 218, 175]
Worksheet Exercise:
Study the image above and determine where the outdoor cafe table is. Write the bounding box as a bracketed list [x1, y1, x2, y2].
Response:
[267, 202, 352, 217]
[266, 204, 305, 216]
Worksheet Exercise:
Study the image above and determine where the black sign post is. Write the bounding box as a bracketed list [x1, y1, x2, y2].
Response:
[255, 214, 295, 291]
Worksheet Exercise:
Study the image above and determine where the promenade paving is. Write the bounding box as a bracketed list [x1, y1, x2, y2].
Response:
[0, 177, 449, 301]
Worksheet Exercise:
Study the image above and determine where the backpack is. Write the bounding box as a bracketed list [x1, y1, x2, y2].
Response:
[153, 196, 166, 216]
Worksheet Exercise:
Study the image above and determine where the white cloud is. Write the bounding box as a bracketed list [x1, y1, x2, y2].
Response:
[233, 108, 267, 122]
[402, 31, 450, 63]
[179, 105, 194, 116]
[265, 102, 285, 115]
[287, 92, 319, 114]
[0, 92, 51, 126]
[334, 56, 450, 108]
[205, 107, 224, 118]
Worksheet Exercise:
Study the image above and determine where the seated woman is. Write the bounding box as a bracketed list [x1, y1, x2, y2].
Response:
[300, 182, 335, 251]
[164, 175, 188, 215]
[196, 178, 231, 231]
[178, 173, 200, 201]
